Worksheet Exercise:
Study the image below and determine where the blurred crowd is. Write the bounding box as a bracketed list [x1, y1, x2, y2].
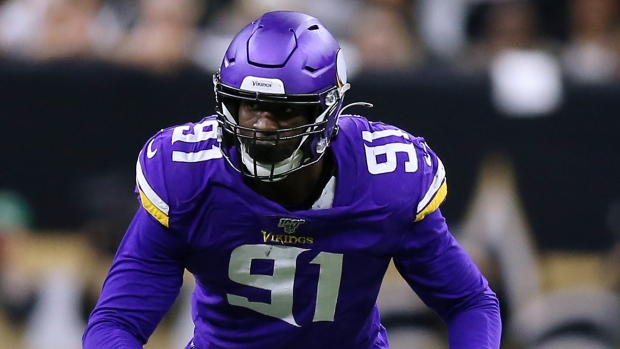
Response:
[0, 0, 618, 83]
[2, 0, 620, 349]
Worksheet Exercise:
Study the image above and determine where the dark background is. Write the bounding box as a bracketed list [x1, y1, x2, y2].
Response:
[1, 59, 619, 252]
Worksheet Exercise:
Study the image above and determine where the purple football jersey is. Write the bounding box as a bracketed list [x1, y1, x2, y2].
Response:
[83, 115, 501, 349]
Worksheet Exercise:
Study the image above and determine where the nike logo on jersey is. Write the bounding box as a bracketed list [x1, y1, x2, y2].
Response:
[147, 139, 158, 158]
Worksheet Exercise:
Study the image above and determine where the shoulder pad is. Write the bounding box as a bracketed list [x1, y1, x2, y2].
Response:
[135, 117, 222, 227]
[338, 117, 447, 221]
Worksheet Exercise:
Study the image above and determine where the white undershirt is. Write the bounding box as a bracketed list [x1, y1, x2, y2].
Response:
[311, 176, 336, 210]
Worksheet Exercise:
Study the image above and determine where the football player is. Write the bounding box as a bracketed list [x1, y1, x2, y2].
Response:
[83, 10, 501, 349]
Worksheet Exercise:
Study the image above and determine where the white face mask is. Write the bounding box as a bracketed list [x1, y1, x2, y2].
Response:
[225, 99, 315, 182]
[239, 140, 305, 182]
[217, 78, 355, 182]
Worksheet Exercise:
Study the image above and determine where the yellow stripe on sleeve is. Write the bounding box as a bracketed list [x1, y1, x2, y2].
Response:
[414, 180, 447, 222]
[139, 189, 170, 227]
[136, 158, 170, 227]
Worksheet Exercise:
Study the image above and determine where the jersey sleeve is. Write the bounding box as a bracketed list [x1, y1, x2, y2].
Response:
[134, 117, 222, 230]
[393, 210, 502, 348]
[413, 140, 447, 222]
[135, 130, 173, 227]
[390, 139, 502, 348]
[83, 207, 189, 349]
[351, 117, 447, 223]
[84, 121, 219, 348]
[384, 131, 501, 347]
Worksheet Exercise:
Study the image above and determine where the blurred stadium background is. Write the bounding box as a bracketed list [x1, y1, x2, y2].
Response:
[1, 0, 620, 348]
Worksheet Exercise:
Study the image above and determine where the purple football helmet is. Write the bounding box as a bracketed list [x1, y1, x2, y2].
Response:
[214, 10, 350, 182]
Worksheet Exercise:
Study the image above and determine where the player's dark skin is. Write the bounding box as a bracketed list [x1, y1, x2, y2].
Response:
[237, 100, 331, 209]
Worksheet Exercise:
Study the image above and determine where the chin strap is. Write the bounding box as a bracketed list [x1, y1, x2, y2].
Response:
[339, 101, 373, 116]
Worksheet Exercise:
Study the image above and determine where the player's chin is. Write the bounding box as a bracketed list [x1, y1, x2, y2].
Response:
[247, 143, 296, 164]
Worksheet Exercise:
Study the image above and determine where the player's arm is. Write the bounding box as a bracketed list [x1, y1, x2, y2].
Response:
[393, 143, 501, 348]
[395, 210, 501, 348]
[82, 208, 189, 349]
[83, 133, 190, 349]
[82, 205, 189, 349]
